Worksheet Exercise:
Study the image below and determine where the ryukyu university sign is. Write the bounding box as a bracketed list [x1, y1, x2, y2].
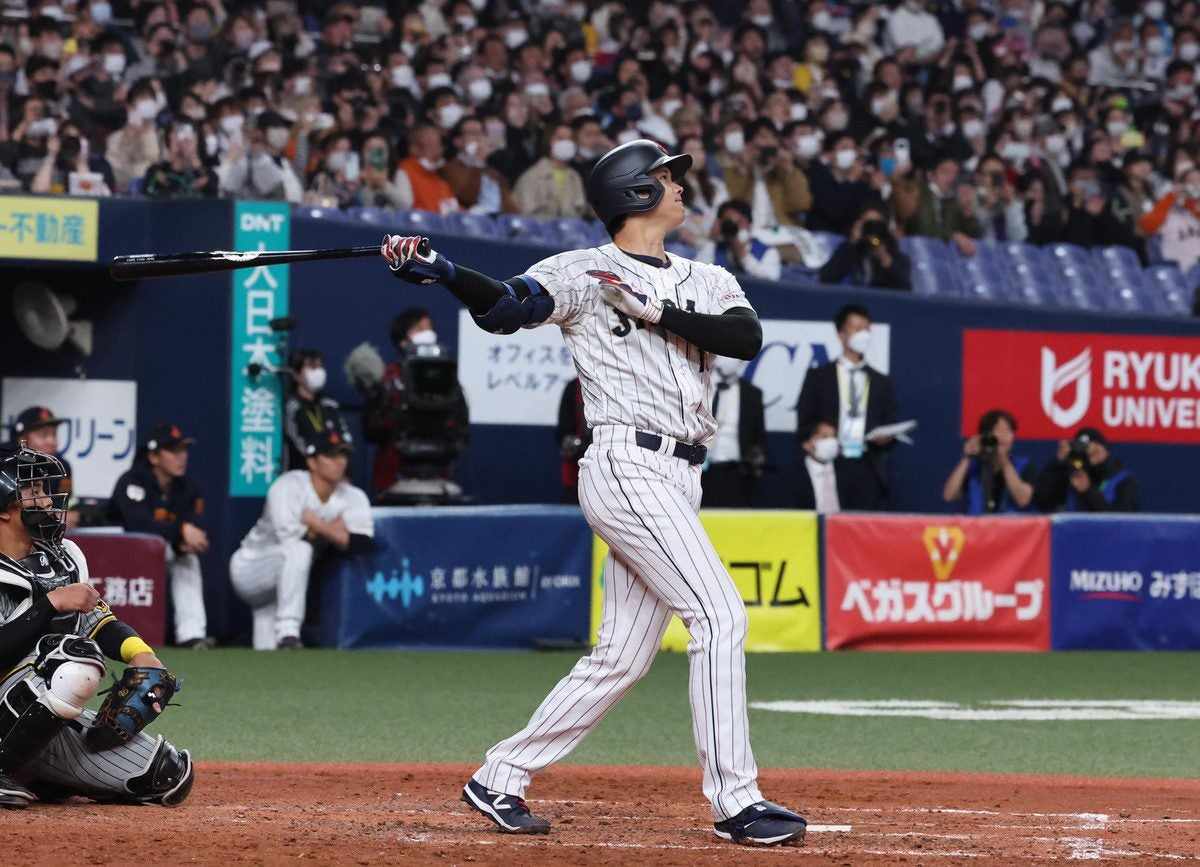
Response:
[228, 202, 290, 497]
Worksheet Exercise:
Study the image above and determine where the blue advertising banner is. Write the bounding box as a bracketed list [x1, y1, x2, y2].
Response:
[229, 201, 290, 496]
[320, 506, 593, 649]
[1051, 515, 1200, 650]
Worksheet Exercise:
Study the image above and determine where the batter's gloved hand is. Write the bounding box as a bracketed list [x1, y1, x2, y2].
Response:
[380, 234, 455, 285]
[589, 269, 663, 325]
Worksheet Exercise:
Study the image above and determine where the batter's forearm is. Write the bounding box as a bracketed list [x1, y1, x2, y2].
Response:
[658, 306, 763, 360]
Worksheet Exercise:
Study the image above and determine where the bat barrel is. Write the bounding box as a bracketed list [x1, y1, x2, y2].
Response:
[109, 245, 382, 281]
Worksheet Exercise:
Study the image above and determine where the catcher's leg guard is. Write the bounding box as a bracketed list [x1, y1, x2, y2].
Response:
[32, 635, 106, 720]
[124, 738, 194, 806]
[0, 681, 67, 775]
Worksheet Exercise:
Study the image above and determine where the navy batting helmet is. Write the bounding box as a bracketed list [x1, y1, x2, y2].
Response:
[586, 139, 692, 232]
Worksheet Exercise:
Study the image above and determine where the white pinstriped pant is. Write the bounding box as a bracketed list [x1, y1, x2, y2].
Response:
[473, 425, 762, 821]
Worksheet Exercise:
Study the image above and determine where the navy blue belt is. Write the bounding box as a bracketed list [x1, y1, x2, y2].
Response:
[635, 431, 707, 466]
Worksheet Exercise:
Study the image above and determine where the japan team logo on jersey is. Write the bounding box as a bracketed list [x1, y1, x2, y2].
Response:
[586, 270, 636, 292]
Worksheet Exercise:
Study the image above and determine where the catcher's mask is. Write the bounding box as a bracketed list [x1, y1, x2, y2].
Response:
[0, 444, 70, 545]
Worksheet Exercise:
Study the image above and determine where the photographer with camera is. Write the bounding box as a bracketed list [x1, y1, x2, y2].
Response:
[1034, 427, 1140, 513]
[283, 349, 351, 472]
[818, 204, 912, 291]
[942, 409, 1035, 514]
[357, 308, 470, 503]
[696, 200, 782, 281]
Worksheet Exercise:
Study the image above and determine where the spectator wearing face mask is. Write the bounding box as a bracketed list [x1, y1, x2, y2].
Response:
[1088, 20, 1143, 88]
[887, 0, 946, 63]
[907, 155, 982, 256]
[355, 133, 414, 210]
[676, 133, 729, 246]
[399, 124, 459, 214]
[305, 132, 361, 209]
[441, 117, 518, 215]
[795, 304, 899, 511]
[31, 120, 114, 196]
[806, 136, 878, 235]
[701, 356, 768, 508]
[283, 349, 352, 472]
[569, 114, 610, 179]
[720, 119, 812, 229]
[1140, 165, 1200, 274]
[697, 200, 783, 281]
[143, 121, 217, 198]
[1062, 163, 1124, 249]
[487, 91, 540, 185]
[797, 419, 841, 513]
[819, 204, 912, 291]
[219, 111, 303, 203]
[105, 80, 162, 191]
[513, 124, 588, 218]
[1105, 151, 1155, 260]
[974, 155, 1028, 243]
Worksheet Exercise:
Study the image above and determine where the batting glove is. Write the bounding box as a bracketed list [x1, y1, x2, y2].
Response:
[593, 272, 663, 325]
[380, 234, 454, 284]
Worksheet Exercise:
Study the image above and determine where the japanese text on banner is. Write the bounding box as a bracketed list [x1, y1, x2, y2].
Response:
[229, 202, 290, 496]
[0, 196, 98, 261]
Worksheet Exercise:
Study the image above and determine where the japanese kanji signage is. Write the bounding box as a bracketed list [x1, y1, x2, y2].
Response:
[0, 195, 98, 261]
[229, 202, 290, 496]
[2, 377, 137, 498]
[824, 514, 1052, 651]
[68, 531, 166, 647]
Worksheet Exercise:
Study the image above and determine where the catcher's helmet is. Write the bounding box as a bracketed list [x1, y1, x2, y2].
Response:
[586, 139, 692, 231]
[0, 443, 69, 544]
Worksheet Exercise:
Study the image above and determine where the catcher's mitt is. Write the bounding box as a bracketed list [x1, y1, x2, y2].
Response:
[85, 666, 180, 751]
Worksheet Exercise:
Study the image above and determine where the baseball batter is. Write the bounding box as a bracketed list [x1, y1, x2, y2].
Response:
[381, 140, 807, 847]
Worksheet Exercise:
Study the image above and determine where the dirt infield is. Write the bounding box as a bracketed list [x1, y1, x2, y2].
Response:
[14, 763, 1200, 865]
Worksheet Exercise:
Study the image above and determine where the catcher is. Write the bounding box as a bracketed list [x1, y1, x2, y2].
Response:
[0, 443, 192, 808]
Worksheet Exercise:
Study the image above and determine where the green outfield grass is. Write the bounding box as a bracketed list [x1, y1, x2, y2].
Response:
[149, 648, 1200, 778]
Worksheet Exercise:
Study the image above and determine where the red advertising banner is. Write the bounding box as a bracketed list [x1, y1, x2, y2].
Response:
[68, 532, 167, 647]
[961, 329, 1200, 443]
[824, 515, 1051, 651]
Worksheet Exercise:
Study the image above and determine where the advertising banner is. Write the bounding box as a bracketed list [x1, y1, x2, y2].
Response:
[962, 329, 1200, 443]
[590, 510, 821, 652]
[2, 378, 137, 499]
[0, 195, 98, 261]
[229, 202, 290, 496]
[69, 532, 167, 647]
[1051, 515, 1200, 650]
[320, 506, 592, 649]
[825, 514, 1051, 650]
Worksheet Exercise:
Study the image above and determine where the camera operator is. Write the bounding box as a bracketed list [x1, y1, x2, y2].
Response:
[1034, 427, 1140, 513]
[818, 204, 912, 291]
[555, 378, 591, 505]
[283, 348, 351, 472]
[696, 200, 783, 281]
[360, 308, 470, 503]
[942, 409, 1035, 514]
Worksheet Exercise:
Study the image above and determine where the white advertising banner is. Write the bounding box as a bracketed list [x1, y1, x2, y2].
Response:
[2, 377, 138, 498]
[455, 312, 890, 434]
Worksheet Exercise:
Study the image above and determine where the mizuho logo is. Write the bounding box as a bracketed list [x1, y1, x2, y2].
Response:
[366, 558, 425, 608]
[1041, 347, 1092, 428]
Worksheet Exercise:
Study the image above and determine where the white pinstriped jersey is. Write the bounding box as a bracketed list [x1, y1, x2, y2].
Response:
[523, 243, 754, 445]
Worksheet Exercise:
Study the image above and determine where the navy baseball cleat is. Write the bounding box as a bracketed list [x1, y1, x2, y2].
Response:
[461, 778, 550, 834]
[0, 772, 36, 808]
[714, 800, 807, 847]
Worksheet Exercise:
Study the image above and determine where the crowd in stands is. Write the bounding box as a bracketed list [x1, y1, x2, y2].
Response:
[2, 0, 1200, 285]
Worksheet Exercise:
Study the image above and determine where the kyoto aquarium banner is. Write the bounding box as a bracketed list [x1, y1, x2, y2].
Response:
[457, 312, 889, 431]
[1, 377, 136, 498]
[1051, 515, 1200, 650]
[229, 202, 290, 496]
[824, 514, 1052, 651]
[962, 329, 1200, 443]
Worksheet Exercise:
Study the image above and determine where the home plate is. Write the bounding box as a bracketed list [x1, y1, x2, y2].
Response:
[808, 824, 852, 833]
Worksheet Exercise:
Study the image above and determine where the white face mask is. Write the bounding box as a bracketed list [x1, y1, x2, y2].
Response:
[301, 367, 326, 393]
[391, 66, 415, 89]
[953, 74, 974, 92]
[504, 28, 528, 49]
[409, 329, 438, 345]
[91, 1, 113, 23]
[1185, 183, 1200, 200]
[1106, 119, 1128, 137]
[1001, 140, 1031, 163]
[467, 78, 492, 103]
[570, 59, 593, 84]
[962, 118, 984, 139]
[418, 156, 444, 172]
[1014, 118, 1034, 139]
[812, 436, 840, 463]
[103, 53, 126, 75]
[969, 23, 990, 41]
[1044, 133, 1066, 154]
[1051, 96, 1073, 114]
[550, 138, 577, 162]
[1181, 43, 1200, 62]
[427, 72, 453, 90]
[220, 114, 244, 135]
[292, 76, 311, 96]
[525, 82, 550, 98]
[135, 99, 158, 122]
[266, 127, 290, 149]
[796, 134, 821, 158]
[205, 133, 219, 154]
[1145, 0, 1165, 17]
[438, 103, 465, 129]
[1147, 37, 1166, 56]
[834, 148, 857, 170]
[456, 15, 476, 31]
[660, 98, 682, 118]
[724, 130, 745, 154]
[326, 150, 348, 172]
[847, 328, 871, 356]
[790, 102, 808, 121]
[750, 14, 772, 27]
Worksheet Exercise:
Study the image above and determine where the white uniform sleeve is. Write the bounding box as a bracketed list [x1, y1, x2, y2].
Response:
[339, 486, 375, 538]
[709, 264, 756, 314]
[267, 474, 307, 543]
[522, 253, 591, 329]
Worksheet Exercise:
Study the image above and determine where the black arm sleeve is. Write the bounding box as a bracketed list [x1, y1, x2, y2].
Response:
[658, 306, 763, 360]
[94, 617, 139, 660]
[0, 595, 56, 662]
[394, 262, 506, 314]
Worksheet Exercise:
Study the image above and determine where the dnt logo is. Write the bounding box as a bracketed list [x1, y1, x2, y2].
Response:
[922, 526, 966, 581]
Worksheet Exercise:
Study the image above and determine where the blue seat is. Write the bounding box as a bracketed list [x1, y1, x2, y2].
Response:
[1146, 234, 1166, 265]
[497, 213, 554, 245]
[443, 212, 500, 239]
[902, 236, 961, 297]
[546, 217, 596, 249]
[1145, 264, 1193, 314]
[1094, 245, 1142, 274]
[390, 209, 447, 234]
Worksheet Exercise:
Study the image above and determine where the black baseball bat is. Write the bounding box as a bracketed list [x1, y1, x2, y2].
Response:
[109, 244, 382, 281]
